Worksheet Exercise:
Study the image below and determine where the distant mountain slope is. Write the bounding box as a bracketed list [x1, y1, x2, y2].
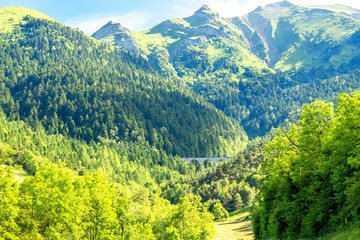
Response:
[306, 4, 360, 19]
[0, 6, 55, 33]
[0, 8, 248, 157]
[241, 1, 360, 72]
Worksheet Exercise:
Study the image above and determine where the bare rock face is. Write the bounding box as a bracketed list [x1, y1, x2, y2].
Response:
[92, 21, 126, 39]
[92, 21, 141, 54]
[183, 36, 208, 46]
[116, 38, 140, 54]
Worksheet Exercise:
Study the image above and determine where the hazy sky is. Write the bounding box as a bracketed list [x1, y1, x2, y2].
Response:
[1, 0, 359, 35]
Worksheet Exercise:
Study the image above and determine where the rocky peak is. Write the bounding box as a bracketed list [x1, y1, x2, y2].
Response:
[194, 5, 220, 20]
[92, 21, 128, 39]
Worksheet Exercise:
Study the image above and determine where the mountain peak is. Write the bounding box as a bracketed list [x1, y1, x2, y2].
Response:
[266, 0, 295, 8]
[92, 21, 128, 39]
[194, 5, 220, 19]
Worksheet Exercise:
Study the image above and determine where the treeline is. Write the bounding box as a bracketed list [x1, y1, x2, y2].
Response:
[161, 143, 264, 220]
[0, 16, 247, 158]
[252, 92, 360, 239]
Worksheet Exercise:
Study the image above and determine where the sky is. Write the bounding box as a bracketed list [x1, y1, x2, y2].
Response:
[1, 0, 360, 35]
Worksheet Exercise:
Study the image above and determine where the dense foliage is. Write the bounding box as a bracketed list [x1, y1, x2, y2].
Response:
[0, 108, 198, 185]
[252, 92, 360, 239]
[161, 143, 264, 220]
[0, 16, 247, 158]
[0, 163, 215, 239]
[0, 108, 217, 239]
[193, 70, 360, 138]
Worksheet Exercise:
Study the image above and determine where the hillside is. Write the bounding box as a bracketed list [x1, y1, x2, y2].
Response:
[0, 6, 55, 33]
[2, 2, 360, 239]
[93, 5, 272, 78]
[306, 4, 360, 19]
[0, 9, 248, 157]
[0, 122, 216, 239]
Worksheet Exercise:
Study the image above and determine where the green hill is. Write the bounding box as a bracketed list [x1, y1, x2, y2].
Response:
[307, 4, 360, 19]
[0, 10, 248, 158]
[0, 6, 55, 33]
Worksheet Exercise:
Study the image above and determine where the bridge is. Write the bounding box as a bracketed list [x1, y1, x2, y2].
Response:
[182, 157, 233, 166]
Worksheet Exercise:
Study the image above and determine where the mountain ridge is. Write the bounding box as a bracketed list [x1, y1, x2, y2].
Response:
[91, 1, 360, 139]
[92, 1, 360, 74]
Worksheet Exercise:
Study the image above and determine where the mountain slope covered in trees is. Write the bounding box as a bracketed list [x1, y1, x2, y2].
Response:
[0, 8, 248, 158]
[93, 1, 360, 139]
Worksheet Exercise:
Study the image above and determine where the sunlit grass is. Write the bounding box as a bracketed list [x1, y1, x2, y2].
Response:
[215, 206, 254, 240]
[0, 6, 55, 33]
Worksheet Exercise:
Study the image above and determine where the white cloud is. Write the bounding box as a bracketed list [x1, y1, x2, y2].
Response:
[172, 4, 195, 18]
[65, 11, 153, 35]
[206, 0, 249, 17]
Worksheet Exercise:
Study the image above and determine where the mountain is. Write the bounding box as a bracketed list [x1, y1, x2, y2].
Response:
[93, 1, 360, 74]
[93, 1, 360, 139]
[0, 7, 248, 158]
[92, 4, 272, 78]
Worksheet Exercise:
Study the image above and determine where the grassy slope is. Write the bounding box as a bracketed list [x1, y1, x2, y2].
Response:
[1, 165, 28, 183]
[215, 207, 254, 240]
[247, 3, 360, 72]
[0, 6, 55, 33]
[276, 7, 360, 71]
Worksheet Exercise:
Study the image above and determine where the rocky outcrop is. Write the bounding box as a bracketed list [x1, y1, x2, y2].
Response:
[116, 38, 140, 54]
[244, 12, 280, 67]
[92, 21, 141, 54]
[92, 21, 127, 39]
[182, 36, 208, 46]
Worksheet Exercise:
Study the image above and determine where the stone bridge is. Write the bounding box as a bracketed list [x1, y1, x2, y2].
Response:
[182, 157, 233, 166]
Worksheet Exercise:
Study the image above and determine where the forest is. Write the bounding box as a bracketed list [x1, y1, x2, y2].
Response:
[0, 17, 247, 158]
[1, 5, 360, 239]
